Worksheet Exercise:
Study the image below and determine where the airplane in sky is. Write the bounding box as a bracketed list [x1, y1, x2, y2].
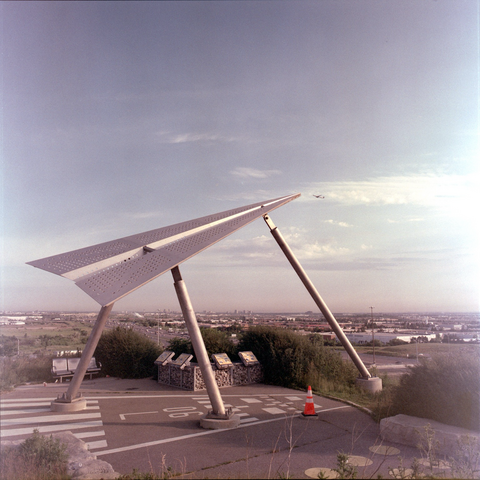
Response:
[313, 194, 325, 198]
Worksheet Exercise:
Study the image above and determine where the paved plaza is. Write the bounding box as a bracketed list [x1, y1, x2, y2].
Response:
[1, 377, 422, 479]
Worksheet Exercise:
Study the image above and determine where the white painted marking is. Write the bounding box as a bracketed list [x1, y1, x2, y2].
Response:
[1, 420, 104, 438]
[1, 408, 50, 416]
[1, 398, 99, 404]
[1, 412, 101, 427]
[86, 439, 108, 450]
[240, 417, 260, 424]
[95, 416, 292, 456]
[119, 411, 158, 420]
[196, 401, 211, 404]
[237, 413, 250, 417]
[262, 407, 286, 415]
[0, 401, 99, 409]
[285, 396, 302, 401]
[1, 398, 56, 403]
[74, 430, 106, 439]
[240, 398, 262, 403]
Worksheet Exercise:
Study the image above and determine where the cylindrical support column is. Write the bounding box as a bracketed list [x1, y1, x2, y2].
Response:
[171, 266, 226, 416]
[263, 215, 371, 379]
[52, 303, 114, 411]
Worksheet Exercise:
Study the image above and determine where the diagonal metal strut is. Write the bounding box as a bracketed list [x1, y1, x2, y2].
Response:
[263, 214, 371, 379]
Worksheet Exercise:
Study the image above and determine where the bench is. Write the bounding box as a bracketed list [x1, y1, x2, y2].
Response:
[51, 357, 102, 383]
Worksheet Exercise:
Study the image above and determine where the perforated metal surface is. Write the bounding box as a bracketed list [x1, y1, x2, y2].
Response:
[27, 193, 300, 306]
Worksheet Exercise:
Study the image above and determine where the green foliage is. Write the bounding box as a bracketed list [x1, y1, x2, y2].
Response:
[0, 335, 19, 356]
[167, 329, 237, 361]
[0, 355, 51, 391]
[0, 429, 68, 480]
[200, 328, 238, 360]
[387, 338, 408, 346]
[238, 326, 357, 390]
[333, 452, 358, 479]
[20, 429, 68, 471]
[388, 351, 480, 431]
[167, 337, 193, 356]
[95, 326, 162, 378]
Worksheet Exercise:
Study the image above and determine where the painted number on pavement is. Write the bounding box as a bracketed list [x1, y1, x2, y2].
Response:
[163, 406, 203, 418]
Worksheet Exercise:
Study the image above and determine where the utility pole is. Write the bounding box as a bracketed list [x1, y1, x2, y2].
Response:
[370, 306, 376, 366]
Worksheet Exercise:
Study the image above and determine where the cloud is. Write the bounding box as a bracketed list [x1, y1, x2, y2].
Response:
[387, 217, 425, 224]
[324, 219, 353, 228]
[155, 131, 238, 144]
[230, 167, 282, 179]
[306, 173, 478, 208]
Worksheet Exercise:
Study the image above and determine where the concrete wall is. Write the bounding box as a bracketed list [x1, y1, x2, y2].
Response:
[157, 362, 263, 391]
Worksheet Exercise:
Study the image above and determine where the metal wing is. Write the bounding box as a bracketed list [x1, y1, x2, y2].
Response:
[27, 193, 300, 306]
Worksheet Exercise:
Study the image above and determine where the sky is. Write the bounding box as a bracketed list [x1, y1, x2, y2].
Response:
[1, 0, 479, 314]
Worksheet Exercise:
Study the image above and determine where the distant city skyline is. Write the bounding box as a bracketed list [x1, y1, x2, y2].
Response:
[2, 1, 478, 314]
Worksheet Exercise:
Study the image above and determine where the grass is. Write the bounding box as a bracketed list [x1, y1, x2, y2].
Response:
[0, 429, 69, 480]
[0, 355, 52, 392]
[1, 320, 93, 355]
[350, 342, 479, 358]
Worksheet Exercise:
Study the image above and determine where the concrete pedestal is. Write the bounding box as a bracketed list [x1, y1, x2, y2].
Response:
[51, 397, 87, 412]
[356, 376, 382, 394]
[200, 413, 241, 430]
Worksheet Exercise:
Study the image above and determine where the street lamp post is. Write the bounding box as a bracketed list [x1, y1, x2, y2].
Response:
[370, 306, 376, 366]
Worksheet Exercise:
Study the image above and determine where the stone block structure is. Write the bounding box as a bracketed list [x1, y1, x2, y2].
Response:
[157, 362, 263, 391]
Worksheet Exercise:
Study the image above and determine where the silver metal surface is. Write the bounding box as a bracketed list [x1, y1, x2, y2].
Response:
[57, 303, 114, 404]
[28, 194, 300, 306]
[172, 266, 226, 416]
[263, 214, 371, 379]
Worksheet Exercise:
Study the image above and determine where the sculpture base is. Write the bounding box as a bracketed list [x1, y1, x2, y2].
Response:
[51, 397, 87, 412]
[200, 413, 241, 430]
[356, 376, 383, 394]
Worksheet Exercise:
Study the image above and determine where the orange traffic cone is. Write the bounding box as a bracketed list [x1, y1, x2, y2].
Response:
[302, 386, 318, 417]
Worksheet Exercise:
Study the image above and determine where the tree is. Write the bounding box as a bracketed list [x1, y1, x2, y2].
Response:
[39, 335, 51, 350]
[95, 327, 162, 378]
[167, 329, 237, 362]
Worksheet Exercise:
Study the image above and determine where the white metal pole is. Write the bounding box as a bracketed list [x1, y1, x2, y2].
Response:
[60, 303, 114, 402]
[171, 266, 227, 416]
[370, 306, 376, 365]
[263, 214, 371, 379]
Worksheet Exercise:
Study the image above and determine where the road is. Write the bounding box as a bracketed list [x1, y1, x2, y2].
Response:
[1, 377, 423, 479]
[339, 351, 418, 376]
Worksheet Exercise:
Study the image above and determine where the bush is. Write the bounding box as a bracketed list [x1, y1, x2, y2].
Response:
[167, 337, 193, 357]
[200, 328, 238, 360]
[0, 429, 68, 480]
[388, 351, 480, 431]
[238, 326, 357, 390]
[167, 329, 237, 362]
[95, 327, 162, 378]
[0, 356, 51, 392]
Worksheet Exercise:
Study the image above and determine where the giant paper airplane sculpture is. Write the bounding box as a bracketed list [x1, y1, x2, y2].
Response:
[28, 193, 300, 306]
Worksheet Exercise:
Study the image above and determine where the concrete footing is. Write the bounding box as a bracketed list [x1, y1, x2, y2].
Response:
[380, 414, 480, 457]
[51, 397, 87, 412]
[356, 376, 382, 394]
[200, 413, 241, 430]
